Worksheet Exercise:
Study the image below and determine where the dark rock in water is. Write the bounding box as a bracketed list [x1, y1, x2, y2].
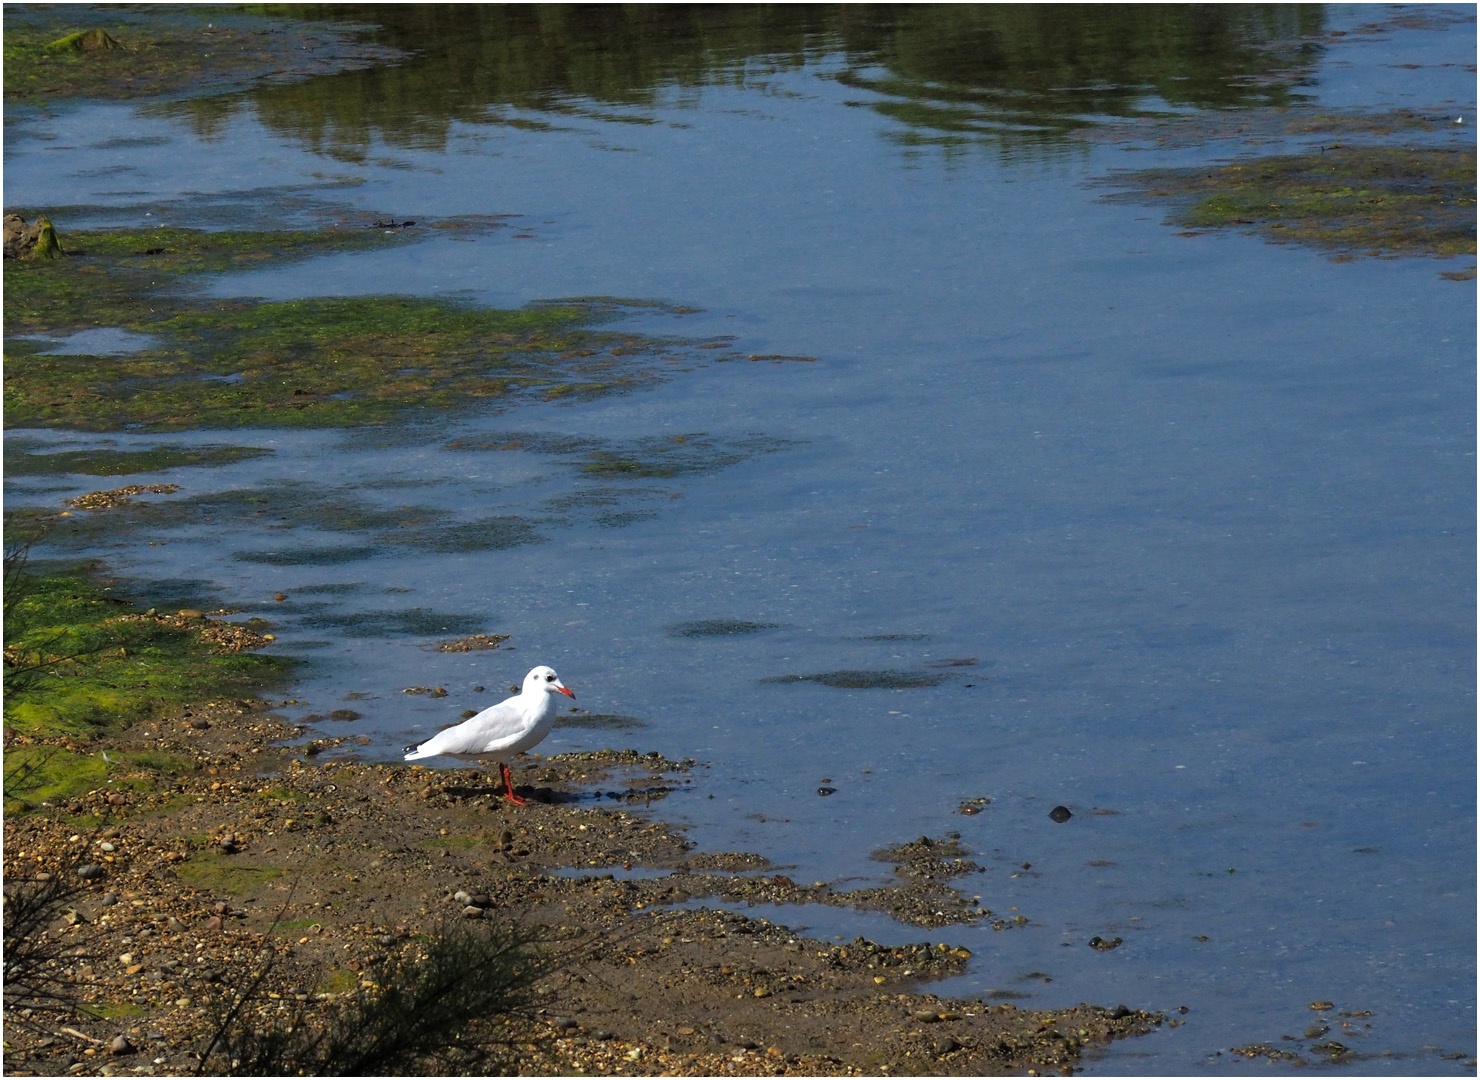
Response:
[1049, 805, 1073, 822]
[1088, 936, 1123, 951]
[817, 786, 836, 796]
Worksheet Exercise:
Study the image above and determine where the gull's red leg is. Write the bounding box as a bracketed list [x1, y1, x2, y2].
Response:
[501, 762, 529, 805]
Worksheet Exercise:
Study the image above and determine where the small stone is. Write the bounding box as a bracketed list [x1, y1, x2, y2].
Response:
[453, 891, 472, 905]
[461, 905, 484, 919]
[76, 864, 105, 880]
[118, 953, 135, 965]
[1049, 805, 1072, 823]
[107, 793, 127, 806]
[467, 892, 491, 907]
[592, 1030, 613, 1042]
[913, 1009, 941, 1023]
[551, 1016, 577, 1030]
[189, 718, 211, 730]
[108, 1035, 135, 1056]
[100, 892, 118, 907]
[934, 1036, 959, 1055]
[817, 786, 836, 796]
[98, 842, 116, 852]
[1088, 936, 1123, 951]
[205, 916, 222, 932]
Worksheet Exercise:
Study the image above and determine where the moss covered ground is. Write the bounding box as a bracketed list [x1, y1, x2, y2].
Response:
[3, 560, 292, 813]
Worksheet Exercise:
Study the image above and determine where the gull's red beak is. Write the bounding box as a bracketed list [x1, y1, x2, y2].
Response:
[557, 685, 575, 699]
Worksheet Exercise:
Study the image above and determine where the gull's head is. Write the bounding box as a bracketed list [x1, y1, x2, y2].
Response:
[524, 665, 575, 699]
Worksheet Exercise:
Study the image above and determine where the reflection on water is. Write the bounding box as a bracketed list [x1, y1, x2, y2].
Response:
[159, 4, 1324, 160]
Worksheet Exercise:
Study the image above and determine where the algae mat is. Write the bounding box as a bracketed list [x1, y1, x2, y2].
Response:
[3, 225, 714, 431]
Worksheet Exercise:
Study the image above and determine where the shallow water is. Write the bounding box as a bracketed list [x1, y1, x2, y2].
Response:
[4, 4, 1474, 1073]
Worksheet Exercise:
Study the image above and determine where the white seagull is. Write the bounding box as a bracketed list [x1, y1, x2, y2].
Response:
[403, 665, 574, 805]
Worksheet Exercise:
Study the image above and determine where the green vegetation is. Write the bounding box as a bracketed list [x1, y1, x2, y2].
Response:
[1125, 146, 1476, 259]
[667, 619, 783, 637]
[1, 552, 291, 813]
[175, 855, 286, 895]
[3, 562, 289, 737]
[4, 9, 393, 102]
[5, 443, 273, 477]
[762, 669, 949, 690]
[2, 225, 694, 431]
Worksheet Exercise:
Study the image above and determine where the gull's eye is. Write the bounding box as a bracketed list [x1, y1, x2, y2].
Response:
[545, 673, 555, 681]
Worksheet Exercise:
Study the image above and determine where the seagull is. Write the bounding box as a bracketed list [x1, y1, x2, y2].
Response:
[403, 665, 574, 805]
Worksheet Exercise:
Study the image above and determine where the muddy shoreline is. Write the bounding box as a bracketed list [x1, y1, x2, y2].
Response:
[4, 690, 1164, 1076]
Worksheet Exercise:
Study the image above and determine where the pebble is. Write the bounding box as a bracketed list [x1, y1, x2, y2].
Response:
[551, 1016, 578, 1030]
[107, 1035, 134, 1056]
[913, 1009, 941, 1023]
[461, 905, 485, 919]
[101, 892, 118, 906]
[934, 1036, 959, 1055]
[76, 864, 105, 880]
[1049, 805, 1073, 823]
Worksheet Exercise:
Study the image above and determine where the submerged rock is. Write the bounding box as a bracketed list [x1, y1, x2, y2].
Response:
[4, 214, 63, 260]
[46, 28, 121, 53]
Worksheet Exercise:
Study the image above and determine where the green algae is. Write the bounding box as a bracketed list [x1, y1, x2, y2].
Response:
[762, 669, 949, 690]
[4, 224, 692, 431]
[2, 564, 292, 740]
[294, 608, 486, 639]
[175, 854, 285, 895]
[5, 9, 398, 103]
[1116, 146, 1476, 260]
[667, 619, 783, 638]
[5, 444, 273, 477]
[555, 713, 647, 731]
